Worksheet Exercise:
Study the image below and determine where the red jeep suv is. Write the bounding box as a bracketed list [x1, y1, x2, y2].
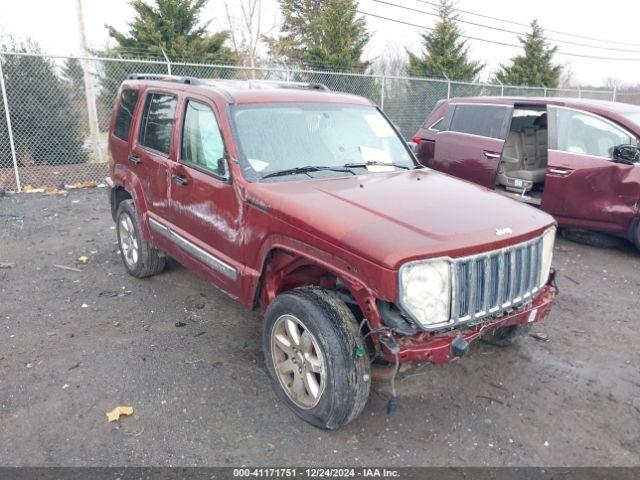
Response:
[106, 75, 557, 429]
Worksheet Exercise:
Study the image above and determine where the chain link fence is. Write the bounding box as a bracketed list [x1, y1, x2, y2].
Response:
[0, 51, 637, 192]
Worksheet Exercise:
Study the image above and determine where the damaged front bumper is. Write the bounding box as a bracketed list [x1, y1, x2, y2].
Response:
[383, 281, 557, 365]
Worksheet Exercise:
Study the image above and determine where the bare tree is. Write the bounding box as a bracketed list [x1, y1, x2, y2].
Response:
[224, 0, 275, 72]
[559, 63, 576, 89]
[369, 44, 409, 77]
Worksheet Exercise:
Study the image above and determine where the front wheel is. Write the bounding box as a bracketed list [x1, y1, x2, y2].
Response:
[263, 287, 370, 429]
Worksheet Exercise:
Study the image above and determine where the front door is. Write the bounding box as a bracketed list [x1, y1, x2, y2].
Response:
[433, 103, 513, 188]
[165, 96, 243, 298]
[542, 105, 640, 234]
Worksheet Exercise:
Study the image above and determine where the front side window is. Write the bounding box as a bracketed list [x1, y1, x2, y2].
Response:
[553, 107, 637, 159]
[449, 105, 510, 139]
[181, 100, 226, 177]
[139, 93, 177, 155]
[232, 103, 413, 181]
[113, 89, 139, 141]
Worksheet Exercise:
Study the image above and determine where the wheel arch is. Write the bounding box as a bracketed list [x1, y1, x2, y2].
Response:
[251, 239, 381, 326]
[109, 170, 152, 241]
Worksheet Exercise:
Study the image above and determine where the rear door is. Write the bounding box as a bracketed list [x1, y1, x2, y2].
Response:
[130, 90, 178, 220]
[432, 103, 513, 188]
[543, 105, 640, 233]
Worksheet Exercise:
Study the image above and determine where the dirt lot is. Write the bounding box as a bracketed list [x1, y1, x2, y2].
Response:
[1, 189, 639, 467]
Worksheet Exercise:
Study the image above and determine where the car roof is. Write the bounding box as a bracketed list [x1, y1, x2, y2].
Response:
[448, 96, 640, 114]
[121, 77, 375, 107]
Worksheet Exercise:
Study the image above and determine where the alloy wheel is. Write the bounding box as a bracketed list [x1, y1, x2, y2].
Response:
[270, 314, 327, 409]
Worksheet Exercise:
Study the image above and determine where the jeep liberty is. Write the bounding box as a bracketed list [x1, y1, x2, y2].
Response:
[106, 75, 557, 429]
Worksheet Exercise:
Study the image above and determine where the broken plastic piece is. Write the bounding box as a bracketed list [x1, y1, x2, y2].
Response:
[77, 256, 89, 264]
[106, 406, 134, 422]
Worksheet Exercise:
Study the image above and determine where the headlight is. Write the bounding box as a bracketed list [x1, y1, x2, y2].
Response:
[399, 259, 451, 328]
[539, 227, 556, 287]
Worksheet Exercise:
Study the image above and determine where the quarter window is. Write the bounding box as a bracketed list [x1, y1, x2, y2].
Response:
[449, 105, 510, 139]
[553, 107, 637, 159]
[139, 93, 177, 155]
[181, 100, 226, 177]
[113, 89, 139, 141]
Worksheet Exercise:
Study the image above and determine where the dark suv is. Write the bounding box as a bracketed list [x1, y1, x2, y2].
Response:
[106, 75, 557, 429]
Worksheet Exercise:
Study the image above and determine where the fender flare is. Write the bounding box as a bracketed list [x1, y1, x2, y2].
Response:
[250, 235, 383, 325]
[111, 166, 152, 241]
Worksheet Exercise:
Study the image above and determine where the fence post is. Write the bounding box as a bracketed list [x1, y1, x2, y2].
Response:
[578, 87, 582, 98]
[543, 86, 547, 97]
[0, 59, 21, 192]
[380, 74, 386, 109]
[496, 79, 504, 96]
[612, 85, 617, 102]
[161, 49, 172, 76]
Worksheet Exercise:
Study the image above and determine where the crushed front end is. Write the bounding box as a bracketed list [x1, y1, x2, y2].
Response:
[376, 227, 558, 364]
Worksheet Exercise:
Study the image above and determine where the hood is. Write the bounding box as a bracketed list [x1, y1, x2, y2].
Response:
[248, 169, 555, 270]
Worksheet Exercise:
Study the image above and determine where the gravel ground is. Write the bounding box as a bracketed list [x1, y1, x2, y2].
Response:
[0, 189, 639, 467]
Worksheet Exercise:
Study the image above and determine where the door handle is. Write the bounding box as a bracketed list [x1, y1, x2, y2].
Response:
[171, 173, 189, 186]
[483, 151, 501, 159]
[127, 155, 141, 165]
[548, 167, 573, 177]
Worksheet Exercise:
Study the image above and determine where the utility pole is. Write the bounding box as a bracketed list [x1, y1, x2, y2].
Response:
[76, 0, 103, 163]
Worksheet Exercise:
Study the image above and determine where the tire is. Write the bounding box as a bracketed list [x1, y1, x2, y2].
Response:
[116, 199, 166, 278]
[263, 287, 371, 429]
[480, 323, 531, 347]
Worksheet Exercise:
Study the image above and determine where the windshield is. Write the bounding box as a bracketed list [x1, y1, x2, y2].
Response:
[232, 103, 414, 181]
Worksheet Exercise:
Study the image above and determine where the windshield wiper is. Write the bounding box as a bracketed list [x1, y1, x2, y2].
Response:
[343, 161, 413, 170]
[261, 165, 355, 179]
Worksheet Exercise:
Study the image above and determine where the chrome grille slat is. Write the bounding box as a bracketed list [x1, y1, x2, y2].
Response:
[449, 235, 544, 326]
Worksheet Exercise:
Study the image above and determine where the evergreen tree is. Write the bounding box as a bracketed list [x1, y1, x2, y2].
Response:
[0, 40, 87, 168]
[98, 0, 237, 129]
[407, 0, 482, 81]
[494, 19, 561, 88]
[61, 57, 89, 136]
[268, 0, 370, 72]
[105, 0, 237, 63]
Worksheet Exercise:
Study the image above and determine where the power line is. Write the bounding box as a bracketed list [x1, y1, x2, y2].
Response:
[413, 0, 640, 48]
[369, 0, 640, 53]
[357, 10, 640, 61]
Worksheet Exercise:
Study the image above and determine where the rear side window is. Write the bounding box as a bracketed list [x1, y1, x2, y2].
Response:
[113, 90, 139, 141]
[139, 93, 178, 155]
[449, 105, 510, 139]
[181, 100, 227, 177]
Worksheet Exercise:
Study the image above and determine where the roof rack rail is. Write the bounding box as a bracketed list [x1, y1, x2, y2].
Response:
[244, 80, 330, 91]
[126, 74, 201, 85]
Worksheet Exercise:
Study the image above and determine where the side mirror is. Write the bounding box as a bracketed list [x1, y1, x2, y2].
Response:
[407, 141, 419, 154]
[612, 144, 640, 165]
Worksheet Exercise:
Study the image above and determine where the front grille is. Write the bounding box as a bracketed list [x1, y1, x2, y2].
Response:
[451, 236, 543, 323]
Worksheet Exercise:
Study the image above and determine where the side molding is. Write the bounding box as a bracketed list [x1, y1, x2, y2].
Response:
[148, 217, 237, 280]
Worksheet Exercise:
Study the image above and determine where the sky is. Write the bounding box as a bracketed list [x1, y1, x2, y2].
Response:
[0, 0, 639, 87]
